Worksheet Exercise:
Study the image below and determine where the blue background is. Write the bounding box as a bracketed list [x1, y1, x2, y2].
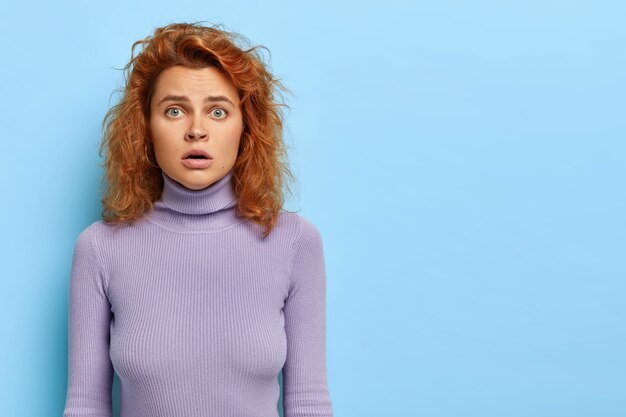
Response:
[0, 1, 624, 416]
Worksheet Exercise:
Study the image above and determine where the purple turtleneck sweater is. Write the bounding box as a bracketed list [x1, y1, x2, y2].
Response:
[63, 169, 333, 417]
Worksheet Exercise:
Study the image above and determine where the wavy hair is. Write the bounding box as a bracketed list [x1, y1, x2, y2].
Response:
[99, 21, 295, 237]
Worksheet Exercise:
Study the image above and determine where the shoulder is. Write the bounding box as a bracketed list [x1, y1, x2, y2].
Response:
[73, 220, 122, 262]
[276, 211, 325, 265]
[280, 212, 327, 291]
[277, 210, 323, 249]
[74, 219, 113, 244]
[70, 221, 116, 294]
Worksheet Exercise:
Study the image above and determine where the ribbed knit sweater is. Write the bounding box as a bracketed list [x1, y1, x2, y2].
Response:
[63, 169, 333, 417]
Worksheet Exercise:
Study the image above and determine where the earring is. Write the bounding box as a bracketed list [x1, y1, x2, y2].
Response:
[144, 143, 160, 168]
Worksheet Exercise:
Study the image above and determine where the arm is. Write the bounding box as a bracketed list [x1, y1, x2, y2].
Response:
[282, 216, 334, 417]
[63, 226, 114, 417]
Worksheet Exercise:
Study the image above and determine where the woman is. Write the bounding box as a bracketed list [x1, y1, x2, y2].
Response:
[63, 21, 334, 417]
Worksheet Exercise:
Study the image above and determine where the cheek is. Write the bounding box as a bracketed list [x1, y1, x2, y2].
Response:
[150, 120, 175, 148]
[224, 132, 242, 156]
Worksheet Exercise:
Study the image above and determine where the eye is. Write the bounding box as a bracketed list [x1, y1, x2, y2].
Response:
[210, 108, 228, 119]
[165, 107, 183, 118]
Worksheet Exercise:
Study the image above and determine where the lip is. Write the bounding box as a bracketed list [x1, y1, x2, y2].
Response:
[182, 158, 213, 169]
[182, 148, 213, 159]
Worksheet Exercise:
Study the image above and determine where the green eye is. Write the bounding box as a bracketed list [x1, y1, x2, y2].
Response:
[211, 108, 227, 118]
[166, 108, 182, 117]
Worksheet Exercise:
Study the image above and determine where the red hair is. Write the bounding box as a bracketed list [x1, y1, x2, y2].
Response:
[99, 21, 295, 237]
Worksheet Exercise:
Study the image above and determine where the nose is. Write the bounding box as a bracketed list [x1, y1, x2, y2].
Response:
[185, 120, 207, 141]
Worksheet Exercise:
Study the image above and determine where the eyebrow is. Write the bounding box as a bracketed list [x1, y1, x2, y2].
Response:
[157, 94, 236, 107]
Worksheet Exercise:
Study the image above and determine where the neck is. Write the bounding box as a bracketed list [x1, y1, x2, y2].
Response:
[146, 170, 243, 233]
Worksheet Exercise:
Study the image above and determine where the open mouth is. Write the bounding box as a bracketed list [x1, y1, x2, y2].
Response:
[185, 155, 209, 159]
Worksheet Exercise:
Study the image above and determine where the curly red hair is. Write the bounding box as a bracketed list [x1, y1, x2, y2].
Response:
[99, 21, 296, 237]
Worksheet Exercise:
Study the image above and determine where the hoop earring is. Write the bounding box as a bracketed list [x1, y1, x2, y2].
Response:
[144, 143, 160, 168]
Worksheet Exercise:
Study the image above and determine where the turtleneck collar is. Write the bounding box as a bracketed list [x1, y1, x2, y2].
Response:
[145, 170, 244, 233]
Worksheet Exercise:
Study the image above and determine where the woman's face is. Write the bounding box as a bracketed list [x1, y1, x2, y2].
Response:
[148, 65, 244, 190]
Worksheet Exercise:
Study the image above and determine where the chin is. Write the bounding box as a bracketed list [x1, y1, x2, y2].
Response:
[183, 172, 220, 190]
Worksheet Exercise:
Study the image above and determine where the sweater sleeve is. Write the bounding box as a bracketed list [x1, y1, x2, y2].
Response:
[282, 217, 334, 417]
[63, 226, 114, 417]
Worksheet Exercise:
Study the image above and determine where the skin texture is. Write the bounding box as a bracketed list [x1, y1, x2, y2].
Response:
[149, 65, 244, 190]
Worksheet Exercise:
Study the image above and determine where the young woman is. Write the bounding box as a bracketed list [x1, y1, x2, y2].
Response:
[63, 21, 334, 417]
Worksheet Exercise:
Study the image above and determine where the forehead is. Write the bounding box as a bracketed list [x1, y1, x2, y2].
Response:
[151, 65, 239, 103]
